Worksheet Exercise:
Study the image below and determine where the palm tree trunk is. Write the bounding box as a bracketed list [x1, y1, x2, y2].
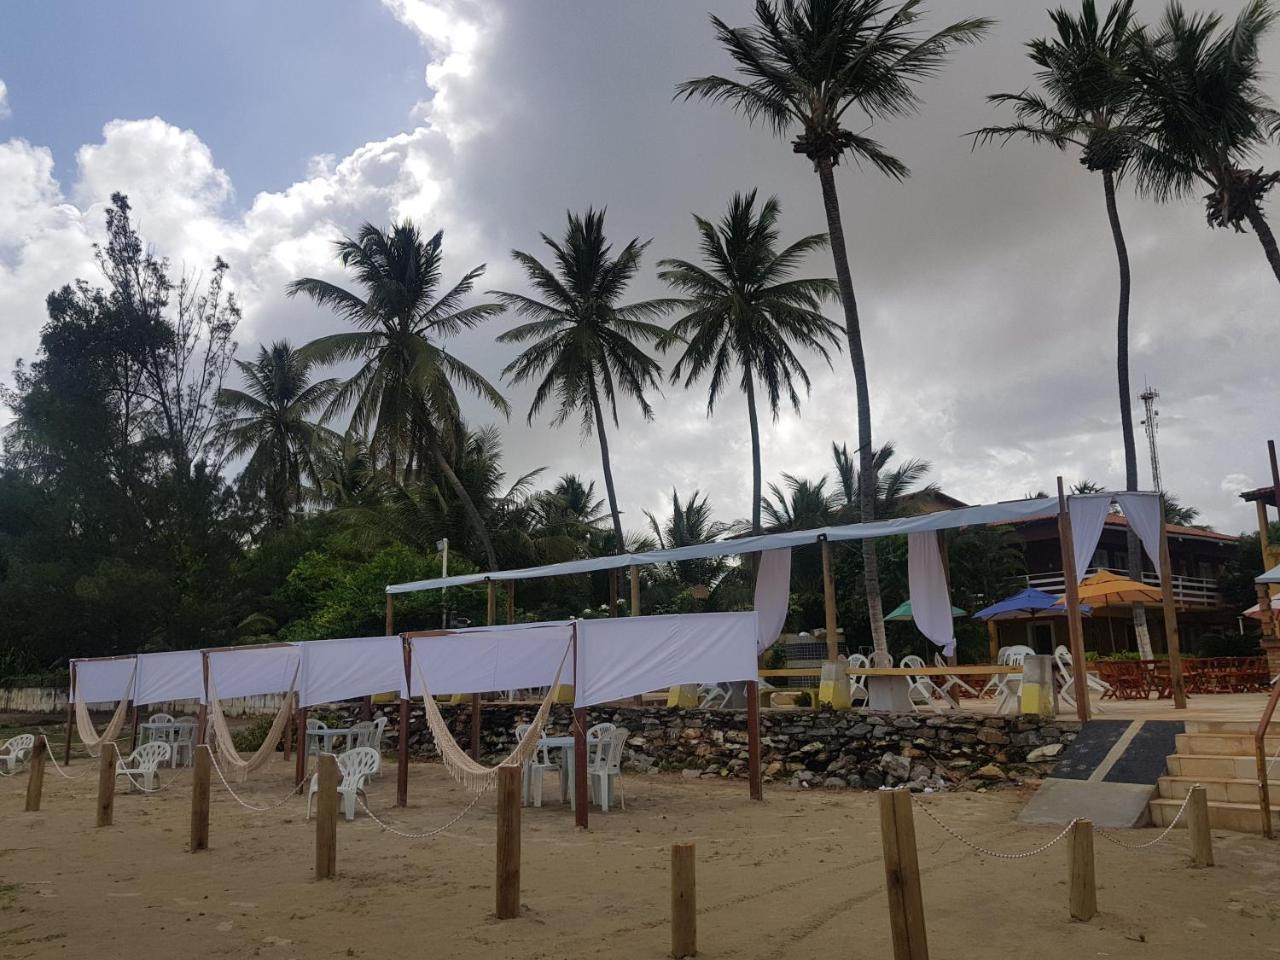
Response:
[744, 371, 763, 536]
[589, 386, 627, 554]
[816, 157, 888, 664]
[1103, 170, 1154, 659]
[430, 441, 499, 571]
[1245, 199, 1280, 287]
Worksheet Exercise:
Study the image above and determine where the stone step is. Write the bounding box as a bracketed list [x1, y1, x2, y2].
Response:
[1184, 720, 1280, 735]
[1174, 732, 1280, 757]
[1149, 796, 1280, 834]
[1157, 775, 1279, 804]
[1166, 754, 1259, 778]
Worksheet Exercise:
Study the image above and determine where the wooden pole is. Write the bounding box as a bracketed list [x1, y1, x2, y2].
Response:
[470, 693, 482, 762]
[608, 568, 619, 617]
[820, 537, 839, 661]
[96, 743, 116, 828]
[1157, 496, 1187, 709]
[506, 580, 515, 624]
[670, 842, 697, 959]
[385, 592, 395, 635]
[24, 737, 47, 812]
[190, 745, 211, 852]
[1057, 478, 1091, 722]
[574, 706, 588, 829]
[985, 619, 1000, 662]
[295, 706, 308, 786]
[282, 709, 293, 762]
[314, 753, 339, 880]
[1068, 819, 1097, 921]
[487, 579, 497, 626]
[495, 764, 521, 919]
[397, 640, 411, 808]
[1186, 785, 1213, 867]
[128, 704, 140, 753]
[878, 788, 929, 960]
[746, 679, 762, 801]
[630, 565, 641, 616]
[64, 662, 76, 767]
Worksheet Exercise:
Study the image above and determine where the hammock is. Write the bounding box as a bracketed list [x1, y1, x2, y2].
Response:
[206, 667, 298, 782]
[416, 639, 571, 794]
[74, 665, 137, 758]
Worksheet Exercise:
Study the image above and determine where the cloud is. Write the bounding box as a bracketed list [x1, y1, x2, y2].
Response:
[0, 79, 10, 120]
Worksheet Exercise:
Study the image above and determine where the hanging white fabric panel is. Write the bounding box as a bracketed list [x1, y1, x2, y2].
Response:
[1114, 492, 1163, 568]
[299, 635, 405, 707]
[207, 645, 301, 699]
[72, 657, 137, 704]
[753, 548, 792, 654]
[907, 532, 956, 657]
[1068, 495, 1112, 577]
[134, 650, 205, 706]
[574, 612, 759, 708]
[408, 624, 575, 697]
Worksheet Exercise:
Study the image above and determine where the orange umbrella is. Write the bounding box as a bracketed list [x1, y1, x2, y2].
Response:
[1056, 570, 1163, 608]
[1242, 597, 1280, 620]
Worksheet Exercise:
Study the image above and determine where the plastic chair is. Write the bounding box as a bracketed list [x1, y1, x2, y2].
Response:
[116, 741, 172, 791]
[348, 721, 375, 751]
[847, 654, 870, 706]
[993, 646, 1033, 714]
[588, 726, 628, 812]
[519, 723, 564, 808]
[584, 722, 616, 806]
[306, 747, 380, 822]
[147, 712, 175, 724]
[0, 734, 34, 774]
[698, 684, 730, 709]
[1054, 645, 1108, 713]
[305, 718, 328, 756]
[901, 655, 955, 712]
[934, 653, 979, 699]
[172, 718, 197, 767]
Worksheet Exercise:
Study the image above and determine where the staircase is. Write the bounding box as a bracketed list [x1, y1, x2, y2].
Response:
[1150, 720, 1280, 833]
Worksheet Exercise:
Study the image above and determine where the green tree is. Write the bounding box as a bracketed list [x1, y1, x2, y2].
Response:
[831, 441, 938, 522]
[761, 474, 838, 532]
[658, 190, 840, 534]
[218, 340, 339, 528]
[677, 0, 991, 663]
[289, 221, 507, 569]
[644, 489, 732, 587]
[491, 209, 675, 553]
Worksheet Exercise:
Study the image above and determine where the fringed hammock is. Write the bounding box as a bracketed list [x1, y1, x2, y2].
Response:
[206, 666, 298, 782]
[74, 665, 137, 758]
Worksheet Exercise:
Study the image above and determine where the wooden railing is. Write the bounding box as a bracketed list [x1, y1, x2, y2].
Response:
[1026, 566, 1223, 608]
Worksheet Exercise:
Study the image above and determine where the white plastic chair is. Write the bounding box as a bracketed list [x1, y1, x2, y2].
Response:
[1054, 645, 1108, 713]
[306, 747, 380, 822]
[698, 683, 730, 709]
[519, 723, 564, 808]
[934, 653, 979, 700]
[116, 741, 172, 791]
[588, 726, 628, 812]
[994, 646, 1034, 714]
[847, 654, 870, 706]
[147, 712, 175, 725]
[305, 718, 328, 756]
[901, 655, 955, 712]
[348, 721, 375, 751]
[0, 734, 34, 774]
[172, 718, 197, 767]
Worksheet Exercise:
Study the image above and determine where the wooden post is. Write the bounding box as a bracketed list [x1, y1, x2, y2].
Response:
[878, 789, 929, 960]
[487, 579, 497, 626]
[985, 619, 1000, 662]
[96, 743, 116, 828]
[746, 680, 762, 801]
[128, 704, 140, 752]
[671, 842, 697, 959]
[506, 580, 515, 624]
[1157, 496, 1187, 709]
[64, 662, 76, 767]
[315, 753, 339, 880]
[24, 737, 47, 812]
[608, 568, 619, 617]
[1068, 819, 1097, 921]
[630, 566, 641, 616]
[1057, 478, 1091, 722]
[282, 709, 293, 762]
[573, 706, 588, 829]
[470, 693, 483, 761]
[385, 592, 395, 635]
[197, 652, 210, 749]
[295, 707, 308, 785]
[190, 745, 211, 852]
[820, 537, 839, 661]
[1187, 785, 1213, 867]
[398, 640, 411, 808]
[495, 764, 521, 919]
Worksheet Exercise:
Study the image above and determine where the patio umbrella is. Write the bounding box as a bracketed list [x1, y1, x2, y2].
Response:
[972, 587, 1092, 620]
[1242, 596, 1280, 620]
[1058, 570, 1162, 607]
[885, 600, 966, 621]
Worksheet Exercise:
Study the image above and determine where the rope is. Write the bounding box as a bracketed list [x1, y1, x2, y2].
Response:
[915, 801, 1080, 860]
[37, 735, 92, 781]
[356, 788, 489, 840]
[206, 747, 306, 812]
[1098, 785, 1197, 849]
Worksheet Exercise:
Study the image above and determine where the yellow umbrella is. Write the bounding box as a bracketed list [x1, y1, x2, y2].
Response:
[1056, 570, 1163, 607]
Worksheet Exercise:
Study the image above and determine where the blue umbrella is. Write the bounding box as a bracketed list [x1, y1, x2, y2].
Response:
[972, 587, 1091, 621]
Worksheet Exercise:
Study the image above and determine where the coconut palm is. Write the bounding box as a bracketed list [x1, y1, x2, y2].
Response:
[288, 221, 507, 569]
[677, 0, 991, 663]
[831, 440, 938, 522]
[1128, 1, 1280, 285]
[658, 190, 840, 535]
[644, 489, 732, 587]
[761, 474, 839, 532]
[492, 208, 676, 554]
[217, 340, 339, 527]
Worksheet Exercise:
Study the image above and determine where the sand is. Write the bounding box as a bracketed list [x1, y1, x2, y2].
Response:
[2, 755, 1279, 960]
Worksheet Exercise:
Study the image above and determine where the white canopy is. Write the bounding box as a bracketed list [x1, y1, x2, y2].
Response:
[299, 635, 405, 708]
[71, 656, 136, 704]
[206, 645, 301, 702]
[134, 650, 205, 706]
[409, 624, 575, 699]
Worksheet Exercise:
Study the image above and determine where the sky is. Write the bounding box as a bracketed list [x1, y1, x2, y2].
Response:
[1, 0, 1277, 537]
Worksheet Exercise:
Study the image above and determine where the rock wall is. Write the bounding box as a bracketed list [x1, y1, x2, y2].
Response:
[0, 687, 287, 719]
[353, 702, 1079, 792]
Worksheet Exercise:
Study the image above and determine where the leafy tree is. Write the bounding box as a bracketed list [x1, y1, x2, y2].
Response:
[832, 441, 938, 521]
[762, 474, 838, 531]
[678, 0, 991, 664]
[659, 190, 839, 534]
[644, 489, 732, 587]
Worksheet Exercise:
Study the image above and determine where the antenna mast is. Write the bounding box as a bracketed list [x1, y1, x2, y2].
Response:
[1139, 385, 1162, 493]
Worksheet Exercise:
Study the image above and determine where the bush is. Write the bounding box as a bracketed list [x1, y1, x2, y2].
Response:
[231, 714, 277, 753]
[1196, 631, 1263, 658]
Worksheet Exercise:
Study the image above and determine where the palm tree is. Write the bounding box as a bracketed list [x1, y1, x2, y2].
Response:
[1128, 1, 1280, 286]
[217, 340, 339, 527]
[491, 208, 676, 554]
[761, 473, 839, 532]
[658, 190, 840, 535]
[288, 221, 508, 569]
[831, 440, 938, 522]
[677, 0, 991, 663]
[644, 489, 732, 587]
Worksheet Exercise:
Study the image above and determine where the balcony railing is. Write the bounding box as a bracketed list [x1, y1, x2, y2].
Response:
[1026, 566, 1223, 609]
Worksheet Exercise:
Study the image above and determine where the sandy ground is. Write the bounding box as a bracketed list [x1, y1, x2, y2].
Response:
[2, 751, 1280, 960]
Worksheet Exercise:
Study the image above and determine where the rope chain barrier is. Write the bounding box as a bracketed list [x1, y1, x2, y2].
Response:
[36, 733, 94, 780]
[1097, 784, 1196, 849]
[356, 786, 490, 840]
[914, 801, 1080, 860]
[205, 746, 306, 812]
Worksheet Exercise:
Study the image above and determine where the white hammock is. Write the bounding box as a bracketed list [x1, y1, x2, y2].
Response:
[206, 667, 298, 782]
[416, 639, 571, 794]
[74, 665, 137, 758]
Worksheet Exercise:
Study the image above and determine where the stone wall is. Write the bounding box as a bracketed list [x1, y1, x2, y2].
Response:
[352, 703, 1079, 792]
[0, 687, 287, 718]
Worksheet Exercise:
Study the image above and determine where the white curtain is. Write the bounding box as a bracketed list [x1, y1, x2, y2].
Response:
[408, 624, 575, 697]
[752, 548, 791, 654]
[72, 657, 138, 704]
[1068, 494, 1113, 578]
[134, 650, 205, 706]
[1115, 492, 1163, 569]
[907, 533, 956, 657]
[206, 645, 301, 700]
[299, 635, 405, 707]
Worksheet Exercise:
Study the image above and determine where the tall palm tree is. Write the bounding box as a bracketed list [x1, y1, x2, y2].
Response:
[288, 221, 508, 570]
[677, 0, 991, 663]
[658, 190, 840, 535]
[217, 340, 339, 527]
[761, 473, 839, 532]
[491, 208, 676, 554]
[831, 440, 938, 522]
[644, 489, 732, 587]
[1129, 1, 1280, 286]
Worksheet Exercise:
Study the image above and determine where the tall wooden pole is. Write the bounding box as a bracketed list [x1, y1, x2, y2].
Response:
[190, 745, 211, 852]
[1057, 478, 1091, 722]
[506, 581, 515, 624]
[397, 640, 411, 807]
[295, 706, 308, 785]
[96, 743, 116, 828]
[64, 662, 76, 767]
[495, 765, 522, 919]
[1157, 496, 1187, 709]
[196, 652, 210, 749]
[985, 620, 1000, 662]
[314, 753, 339, 880]
[470, 694, 483, 762]
[24, 737, 48, 812]
[486, 579, 496, 626]
[820, 537, 839, 661]
[572, 624, 588, 829]
[128, 704, 140, 753]
[746, 679, 762, 801]
[608, 568, 619, 617]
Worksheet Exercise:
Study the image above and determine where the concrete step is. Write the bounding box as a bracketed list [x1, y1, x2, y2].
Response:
[1149, 796, 1280, 834]
[1166, 754, 1260, 778]
[1174, 732, 1280, 757]
[1184, 720, 1280, 735]
[1157, 775, 1279, 804]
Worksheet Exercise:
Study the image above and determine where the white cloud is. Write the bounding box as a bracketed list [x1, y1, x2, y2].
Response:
[0, 79, 10, 120]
